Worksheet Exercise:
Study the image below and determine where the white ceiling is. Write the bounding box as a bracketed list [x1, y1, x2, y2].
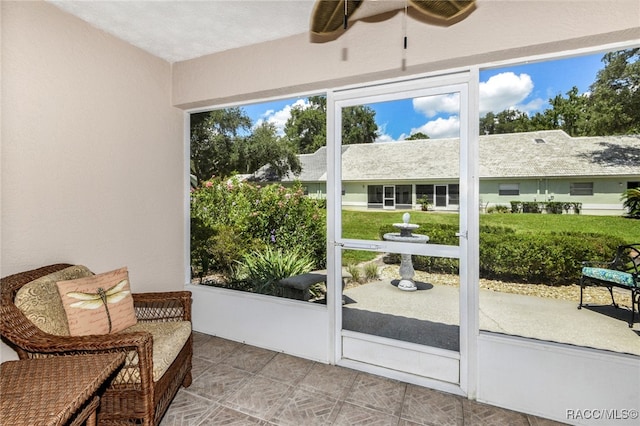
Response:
[48, 0, 317, 63]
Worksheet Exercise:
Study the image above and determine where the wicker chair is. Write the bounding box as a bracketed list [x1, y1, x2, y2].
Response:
[0, 263, 193, 426]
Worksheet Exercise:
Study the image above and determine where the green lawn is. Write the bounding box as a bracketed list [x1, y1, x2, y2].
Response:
[341, 209, 639, 264]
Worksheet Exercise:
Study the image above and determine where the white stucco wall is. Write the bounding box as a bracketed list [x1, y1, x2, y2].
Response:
[1, 1, 184, 359]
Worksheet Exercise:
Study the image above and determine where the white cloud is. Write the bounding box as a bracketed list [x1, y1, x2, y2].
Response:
[479, 72, 536, 115]
[413, 93, 460, 118]
[412, 116, 460, 139]
[255, 99, 310, 136]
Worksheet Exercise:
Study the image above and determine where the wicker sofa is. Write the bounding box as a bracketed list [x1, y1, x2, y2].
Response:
[0, 263, 193, 426]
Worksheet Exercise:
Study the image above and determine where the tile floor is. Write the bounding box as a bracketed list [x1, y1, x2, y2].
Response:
[160, 332, 566, 425]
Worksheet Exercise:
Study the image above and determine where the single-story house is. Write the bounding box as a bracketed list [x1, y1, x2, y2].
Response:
[264, 130, 640, 215]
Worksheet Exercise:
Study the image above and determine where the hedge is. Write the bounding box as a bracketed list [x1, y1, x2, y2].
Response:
[379, 223, 625, 285]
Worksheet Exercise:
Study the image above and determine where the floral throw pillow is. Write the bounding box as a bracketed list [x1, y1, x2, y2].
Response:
[57, 267, 137, 336]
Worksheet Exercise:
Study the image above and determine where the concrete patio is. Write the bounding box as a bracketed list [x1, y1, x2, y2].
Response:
[342, 279, 640, 357]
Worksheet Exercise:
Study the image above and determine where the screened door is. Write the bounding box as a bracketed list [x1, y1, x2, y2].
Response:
[327, 72, 479, 392]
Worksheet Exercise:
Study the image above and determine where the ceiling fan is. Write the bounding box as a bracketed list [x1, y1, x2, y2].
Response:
[310, 0, 476, 39]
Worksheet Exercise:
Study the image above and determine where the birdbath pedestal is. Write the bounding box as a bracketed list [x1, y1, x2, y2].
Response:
[382, 213, 429, 291]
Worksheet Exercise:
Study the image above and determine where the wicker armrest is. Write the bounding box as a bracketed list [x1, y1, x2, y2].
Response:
[132, 291, 192, 322]
[1, 299, 152, 358]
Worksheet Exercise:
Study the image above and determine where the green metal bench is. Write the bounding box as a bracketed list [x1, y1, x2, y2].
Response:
[579, 243, 640, 327]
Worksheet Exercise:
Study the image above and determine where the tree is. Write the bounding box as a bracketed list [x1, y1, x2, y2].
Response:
[478, 49, 639, 137]
[191, 108, 251, 181]
[240, 122, 301, 179]
[284, 96, 328, 154]
[405, 132, 430, 140]
[548, 87, 590, 136]
[586, 48, 640, 135]
[622, 188, 640, 218]
[479, 109, 531, 135]
[191, 108, 301, 181]
[284, 96, 379, 154]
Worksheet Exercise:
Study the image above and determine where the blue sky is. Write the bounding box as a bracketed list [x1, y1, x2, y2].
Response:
[243, 52, 606, 141]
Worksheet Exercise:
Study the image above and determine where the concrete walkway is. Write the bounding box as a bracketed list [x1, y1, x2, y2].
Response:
[343, 279, 640, 356]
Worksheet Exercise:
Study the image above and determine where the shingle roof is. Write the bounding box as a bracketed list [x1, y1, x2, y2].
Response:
[260, 130, 640, 182]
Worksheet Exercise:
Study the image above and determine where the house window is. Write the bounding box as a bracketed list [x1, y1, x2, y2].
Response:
[416, 185, 434, 204]
[367, 185, 383, 204]
[499, 183, 520, 196]
[448, 184, 460, 205]
[628, 182, 640, 190]
[570, 182, 593, 196]
[395, 185, 412, 205]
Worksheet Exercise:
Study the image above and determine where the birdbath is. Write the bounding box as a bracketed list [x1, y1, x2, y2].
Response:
[383, 213, 429, 291]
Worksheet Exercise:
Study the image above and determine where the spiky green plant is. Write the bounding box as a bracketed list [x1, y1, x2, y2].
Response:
[238, 246, 314, 296]
[622, 188, 640, 218]
[346, 263, 362, 284]
[364, 262, 379, 281]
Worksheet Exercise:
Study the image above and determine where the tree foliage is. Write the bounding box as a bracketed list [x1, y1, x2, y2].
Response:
[191, 108, 300, 181]
[284, 96, 378, 154]
[587, 48, 640, 135]
[480, 48, 640, 136]
[405, 132, 430, 140]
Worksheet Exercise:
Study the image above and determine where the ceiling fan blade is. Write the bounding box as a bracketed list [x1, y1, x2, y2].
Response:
[310, 0, 364, 35]
[409, 0, 476, 22]
[310, 0, 476, 38]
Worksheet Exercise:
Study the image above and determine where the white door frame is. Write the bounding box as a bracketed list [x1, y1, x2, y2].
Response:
[383, 185, 395, 209]
[435, 184, 448, 208]
[326, 71, 480, 397]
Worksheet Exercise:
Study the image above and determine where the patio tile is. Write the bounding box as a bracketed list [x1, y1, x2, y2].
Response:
[193, 334, 241, 364]
[332, 402, 400, 426]
[400, 384, 463, 426]
[298, 362, 358, 399]
[186, 363, 251, 402]
[527, 414, 569, 425]
[160, 388, 217, 426]
[258, 352, 315, 385]
[461, 399, 529, 425]
[344, 373, 406, 416]
[196, 405, 267, 425]
[221, 374, 293, 420]
[226, 344, 277, 373]
[190, 356, 215, 381]
[162, 335, 574, 425]
[269, 387, 342, 426]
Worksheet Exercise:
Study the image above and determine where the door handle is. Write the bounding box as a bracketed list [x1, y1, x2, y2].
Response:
[455, 231, 468, 239]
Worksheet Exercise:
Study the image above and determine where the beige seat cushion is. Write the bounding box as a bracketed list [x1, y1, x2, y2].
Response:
[15, 265, 95, 336]
[113, 321, 192, 384]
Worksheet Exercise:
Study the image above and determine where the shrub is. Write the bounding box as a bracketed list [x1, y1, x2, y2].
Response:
[479, 232, 625, 285]
[510, 201, 582, 214]
[379, 222, 625, 285]
[544, 202, 564, 214]
[417, 195, 432, 211]
[487, 204, 510, 214]
[190, 177, 326, 281]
